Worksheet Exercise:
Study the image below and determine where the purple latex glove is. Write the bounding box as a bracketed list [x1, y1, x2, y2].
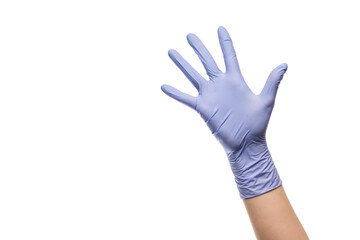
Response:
[161, 26, 288, 199]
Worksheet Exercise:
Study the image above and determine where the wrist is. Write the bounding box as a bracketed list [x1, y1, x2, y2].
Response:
[227, 141, 282, 199]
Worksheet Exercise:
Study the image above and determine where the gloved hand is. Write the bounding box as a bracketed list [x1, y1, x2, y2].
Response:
[161, 26, 288, 199]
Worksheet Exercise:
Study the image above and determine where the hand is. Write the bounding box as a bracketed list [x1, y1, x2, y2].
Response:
[161, 27, 288, 198]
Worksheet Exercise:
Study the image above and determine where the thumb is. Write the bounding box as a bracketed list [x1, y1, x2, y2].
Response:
[260, 63, 288, 105]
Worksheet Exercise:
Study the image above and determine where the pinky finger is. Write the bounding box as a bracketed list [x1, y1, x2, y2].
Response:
[161, 84, 197, 110]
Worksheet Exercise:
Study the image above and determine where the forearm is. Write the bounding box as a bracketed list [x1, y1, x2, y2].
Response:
[243, 185, 309, 240]
[229, 143, 308, 239]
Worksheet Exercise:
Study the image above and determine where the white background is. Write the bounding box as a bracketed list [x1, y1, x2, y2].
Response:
[0, 0, 359, 239]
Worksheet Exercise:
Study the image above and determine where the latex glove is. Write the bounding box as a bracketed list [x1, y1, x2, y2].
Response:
[161, 27, 288, 199]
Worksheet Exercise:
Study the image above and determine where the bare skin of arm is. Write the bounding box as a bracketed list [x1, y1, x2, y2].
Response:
[243, 186, 309, 240]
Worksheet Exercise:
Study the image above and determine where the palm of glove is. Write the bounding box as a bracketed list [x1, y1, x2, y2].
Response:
[162, 27, 288, 154]
[196, 73, 271, 153]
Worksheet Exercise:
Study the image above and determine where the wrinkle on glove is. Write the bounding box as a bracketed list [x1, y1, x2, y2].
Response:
[161, 26, 287, 199]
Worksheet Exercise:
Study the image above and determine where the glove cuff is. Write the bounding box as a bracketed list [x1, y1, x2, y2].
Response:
[227, 142, 282, 199]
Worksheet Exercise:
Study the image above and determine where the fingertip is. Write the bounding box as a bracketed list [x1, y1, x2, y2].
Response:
[275, 63, 288, 75]
[281, 63, 288, 75]
[217, 26, 227, 34]
[218, 26, 232, 43]
[161, 84, 170, 94]
[161, 84, 179, 97]
[168, 49, 176, 57]
[168, 49, 178, 61]
[281, 63, 288, 70]
[186, 33, 197, 43]
[161, 85, 196, 109]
